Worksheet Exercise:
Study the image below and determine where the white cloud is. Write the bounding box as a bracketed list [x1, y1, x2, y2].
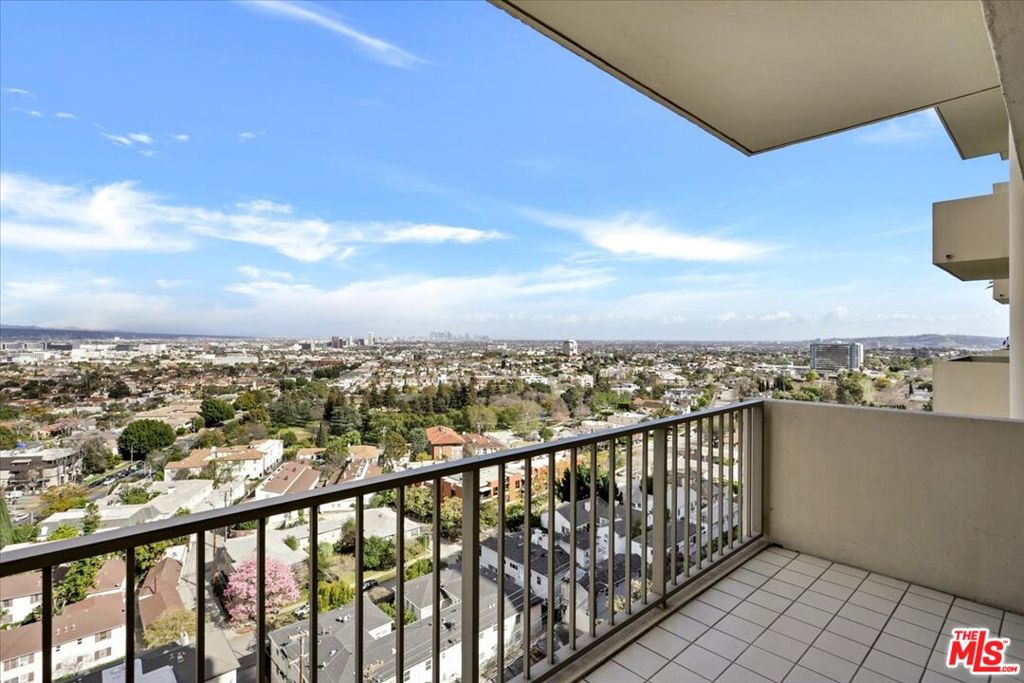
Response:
[155, 278, 189, 289]
[238, 131, 258, 142]
[6, 87, 31, 96]
[0, 173, 507, 261]
[525, 209, 772, 262]
[101, 132, 134, 146]
[138, 149, 160, 158]
[855, 109, 942, 144]
[830, 305, 849, 318]
[239, 0, 425, 69]
[55, 112, 77, 120]
[717, 311, 738, 322]
[26, 110, 42, 118]
[237, 199, 293, 214]
[372, 224, 505, 244]
[174, 134, 190, 143]
[758, 310, 793, 322]
[127, 132, 153, 144]
[237, 265, 293, 281]
[0, 174, 194, 252]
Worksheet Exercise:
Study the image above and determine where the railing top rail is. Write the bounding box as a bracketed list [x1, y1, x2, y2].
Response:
[0, 399, 763, 576]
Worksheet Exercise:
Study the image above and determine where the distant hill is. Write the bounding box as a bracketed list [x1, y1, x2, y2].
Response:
[0, 324, 240, 342]
[819, 334, 1006, 350]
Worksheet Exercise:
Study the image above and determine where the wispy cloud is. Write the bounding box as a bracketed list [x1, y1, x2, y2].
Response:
[127, 132, 153, 144]
[371, 224, 506, 244]
[174, 134, 190, 143]
[155, 278, 189, 289]
[855, 109, 942, 144]
[238, 131, 258, 142]
[1, 173, 508, 262]
[236, 199, 292, 214]
[55, 112, 77, 120]
[5, 87, 31, 96]
[238, 265, 293, 281]
[525, 209, 773, 262]
[239, 0, 425, 69]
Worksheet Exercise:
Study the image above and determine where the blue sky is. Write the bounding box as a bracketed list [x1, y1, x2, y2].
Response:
[0, 0, 1010, 340]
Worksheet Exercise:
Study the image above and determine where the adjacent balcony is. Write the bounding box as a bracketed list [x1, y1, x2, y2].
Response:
[1, 400, 1021, 683]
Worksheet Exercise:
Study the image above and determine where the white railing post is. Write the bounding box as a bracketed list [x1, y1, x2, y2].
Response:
[749, 405, 764, 537]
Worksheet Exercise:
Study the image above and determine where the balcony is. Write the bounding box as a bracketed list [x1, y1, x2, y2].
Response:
[2, 400, 1022, 683]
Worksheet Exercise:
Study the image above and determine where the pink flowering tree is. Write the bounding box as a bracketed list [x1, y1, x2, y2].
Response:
[223, 556, 299, 623]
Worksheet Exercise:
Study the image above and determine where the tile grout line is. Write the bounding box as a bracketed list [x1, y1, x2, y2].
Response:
[769, 558, 874, 683]
[633, 548, 791, 682]
[849, 578, 913, 683]
[916, 590, 956, 683]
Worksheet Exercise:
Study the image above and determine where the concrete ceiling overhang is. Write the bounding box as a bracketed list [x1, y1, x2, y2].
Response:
[936, 90, 1010, 160]
[494, 0, 1002, 156]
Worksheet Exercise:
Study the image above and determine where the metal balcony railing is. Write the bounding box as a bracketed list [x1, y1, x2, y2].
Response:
[0, 400, 764, 683]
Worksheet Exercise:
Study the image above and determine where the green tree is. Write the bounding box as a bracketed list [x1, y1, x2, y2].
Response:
[82, 502, 101, 534]
[144, 608, 196, 648]
[0, 425, 19, 450]
[380, 432, 407, 470]
[315, 422, 328, 448]
[362, 536, 396, 571]
[440, 497, 462, 539]
[119, 485, 153, 505]
[279, 430, 298, 447]
[49, 524, 81, 541]
[334, 518, 357, 553]
[55, 555, 104, 608]
[404, 558, 433, 581]
[79, 436, 115, 475]
[108, 379, 131, 399]
[40, 485, 88, 515]
[200, 398, 235, 427]
[118, 419, 176, 460]
[0, 498, 14, 548]
[317, 579, 354, 611]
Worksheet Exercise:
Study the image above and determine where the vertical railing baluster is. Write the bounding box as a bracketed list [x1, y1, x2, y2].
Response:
[624, 437, 632, 614]
[125, 548, 135, 683]
[42, 565, 52, 683]
[728, 411, 735, 551]
[195, 532, 205, 683]
[257, 518, 266, 683]
[546, 449, 555, 663]
[718, 412, 724, 562]
[461, 469, 480, 683]
[588, 444, 597, 638]
[640, 434, 648, 603]
[497, 463, 506, 683]
[354, 497, 364, 683]
[650, 428, 667, 601]
[670, 426, 678, 585]
[606, 440, 614, 626]
[684, 420, 691, 577]
[696, 418, 704, 572]
[751, 405, 764, 537]
[568, 447, 577, 647]
[431, 478, 441, 683]
[738, 409, 745, 542]
[523, 456, 532, 680]
[309, 505, 318, 683]
[396, 487, 405, 681]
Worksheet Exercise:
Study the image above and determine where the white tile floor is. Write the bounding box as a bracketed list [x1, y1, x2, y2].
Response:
[582, 547, 1024, 683]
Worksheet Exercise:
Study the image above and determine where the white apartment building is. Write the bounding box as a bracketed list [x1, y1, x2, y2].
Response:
[0, 594, 126, 683]
[165, 439, 283, 481]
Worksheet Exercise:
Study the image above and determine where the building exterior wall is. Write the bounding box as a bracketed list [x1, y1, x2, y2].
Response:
[932, 355, 1009, 418]
[764, 400, 1024, 613]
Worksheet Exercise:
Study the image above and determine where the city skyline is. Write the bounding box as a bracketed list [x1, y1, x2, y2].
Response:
[0, 0, 1011, 340]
